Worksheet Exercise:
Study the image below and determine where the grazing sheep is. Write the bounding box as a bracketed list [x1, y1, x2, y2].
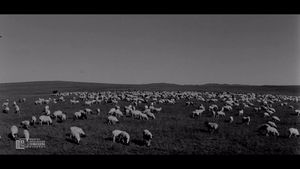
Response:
[266, 126, 279, 136]
[192, 109, 205, 118]
[264, 112, 270, 118]
[23, 129, 30, 142]
[84, 108, 92, 114]
[242, 116, 250, 125]
[238, 109, 244, 116]
[3, 106, 9, 113]
[107, 115, 119, 125]
[267, 121, 277, 128]
[10, 125, 18, 140]
[31, 116, 37, 125]
[294, 109, 300, 116]
[205, 121, 219, 133]
[229, 116, 234, 123]
[216, 109, 226, 118]
[288, 128, 299, 138]
[70, 126, 86, 144]
[145, 112, 155, 119]
[96, 108, 101, 115]
[143, 129, 153, 147]
[58, 113, 67, 122]
[39, 115, 52, 125]
[112, 130, 122, 143]
[73, 111, 87, 120]
[272, 116, 280, 122]
[21, 120, 30, 129]
[112, 130, 130, 145]
[53, 110, 63, 119]
[15, 105, 20, 114]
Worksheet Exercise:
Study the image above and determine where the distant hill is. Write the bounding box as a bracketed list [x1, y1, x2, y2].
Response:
[0, 81, 299, 96]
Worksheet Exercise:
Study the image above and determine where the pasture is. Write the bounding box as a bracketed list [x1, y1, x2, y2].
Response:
[0, 81, 299, 155]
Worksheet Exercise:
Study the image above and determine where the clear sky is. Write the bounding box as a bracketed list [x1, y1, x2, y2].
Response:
[0, 15, 299, 85]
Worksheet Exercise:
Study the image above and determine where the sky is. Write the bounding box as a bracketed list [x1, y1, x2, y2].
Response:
[0, 15, 299, 85]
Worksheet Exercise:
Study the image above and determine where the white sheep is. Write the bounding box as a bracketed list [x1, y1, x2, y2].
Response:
[53, 110, 63, 119]
[143, 129, 153, 147]
[23, 129, 30, 142]
[216, 109, 226, 118]
[294, 109, 300, 116]
[112, 129, 130, 145]
[267, 121, 277, 128]
[96, 108, 101, 115]
[238, 109, 244, 116]
[272, 116, 280, 122]
[229, 116, 234, 123]
[242, 116, 250, 125]
[145, 112, 156, 119]
[70, 126, 86, 144]
[10, 125, 18, 139]
[21, 120, 30, 129]
[288, 128, 299, 138]
[264, 112, 270, 118]
[205, 121, 219, 133]
[266, 126, 279, 136]
[31, 116, 37, 125]
[108, 115, 119, 125]
[3, 106, 9, 113]
[15, 105, 20, 114]
[39, 115, 52, 125]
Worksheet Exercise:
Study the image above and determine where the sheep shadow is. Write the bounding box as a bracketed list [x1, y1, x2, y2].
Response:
[7, 133, 16, 141]
[104, 136, 113, 141]
[131, 139, 145, 147]
[65, 134, 79, 145]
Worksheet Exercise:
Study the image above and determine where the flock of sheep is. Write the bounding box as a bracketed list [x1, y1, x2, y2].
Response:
[1, 90, 300, 152]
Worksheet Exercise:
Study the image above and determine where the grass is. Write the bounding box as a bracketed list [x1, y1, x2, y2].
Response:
[0, 81, 299, 154]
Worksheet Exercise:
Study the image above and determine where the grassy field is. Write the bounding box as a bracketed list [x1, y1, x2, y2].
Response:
[0, 81, 299, 155]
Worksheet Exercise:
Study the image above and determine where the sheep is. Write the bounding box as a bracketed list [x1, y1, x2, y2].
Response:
[23, 129, 30, 142]
[205, 121, 219, 133]
[112, 130, 130, 145]
[73, 111, 87, 120]
[294, 109, 300, 116]
[10, 125, 18, 140]
[21, 120, 30, 129]
[39, 115, 52, 125]
[229, 116, 234, 123]
[266, 126, 279, 137]
[31, 116, 37, 125]
[267, 121, 277, 128]
[242, 116, 250, 125]
[192, 109, 205, 118]
[264, 112, 270, 118]
[216, 109, 226, 118]
[238, 109, 244, 116]
[96, 108, 101, 115]
[84, 108, 92, 114]
[145, 112, 156, 119]
[288, 128, 299, 138]
[70, 126, 86, 144]
[143, 129, 153, 147]
[3, 106, 9, 113]
[107, 115, 119, 125]
[53, 110, 63, 119]
[140, 113, 149, 120]
[272, 116, 280, 122]
[15, 105, 20, 114]
[58, 113, 67, 122]
[112, 130, 122, 143]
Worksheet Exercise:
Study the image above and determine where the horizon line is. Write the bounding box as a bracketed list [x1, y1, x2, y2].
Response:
[0, 80, 300, 87]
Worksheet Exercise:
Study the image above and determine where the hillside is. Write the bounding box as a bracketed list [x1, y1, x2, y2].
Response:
[0, 81, 299, 96]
